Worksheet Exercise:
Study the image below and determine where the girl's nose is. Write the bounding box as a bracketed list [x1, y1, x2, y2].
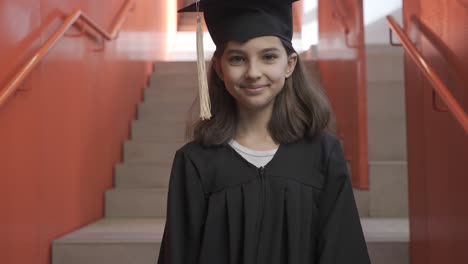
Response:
[245, 61, 262, 80]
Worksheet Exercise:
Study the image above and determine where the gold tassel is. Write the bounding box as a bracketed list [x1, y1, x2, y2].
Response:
[196, 12, 212, 120]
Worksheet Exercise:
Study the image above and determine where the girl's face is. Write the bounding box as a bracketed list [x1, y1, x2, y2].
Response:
[215, 36, 297, 112]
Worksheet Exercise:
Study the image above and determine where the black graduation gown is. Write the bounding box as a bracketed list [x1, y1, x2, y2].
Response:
[157, 133, 370, 264]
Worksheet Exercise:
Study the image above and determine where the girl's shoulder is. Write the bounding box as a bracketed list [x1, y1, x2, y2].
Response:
[176, 140, 223, 155]
[314, 131, 341, 154]
[292, 131, 340, 156]
[174, 140, 228, 165]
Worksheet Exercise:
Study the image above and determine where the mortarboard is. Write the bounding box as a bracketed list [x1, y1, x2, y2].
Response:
[179, 0, 299, 47]
[178, 0, 299, 120]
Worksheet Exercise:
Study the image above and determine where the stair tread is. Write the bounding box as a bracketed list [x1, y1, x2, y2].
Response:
[107, 187, 167, 192]
[361, 218, 409, 242]
[55, 217, 408, 244]
[54, 218, 166, 244]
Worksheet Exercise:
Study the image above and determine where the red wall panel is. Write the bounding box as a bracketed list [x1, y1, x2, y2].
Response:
[317, 0, 368, 189]
[0, 1, 174, 263]
[403, 0, 468, 263]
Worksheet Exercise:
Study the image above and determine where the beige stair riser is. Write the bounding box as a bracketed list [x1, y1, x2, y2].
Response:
[367, 242, 409, 264]
[137, 110, 193, 123]
[366, 46, 405, 82]
[131, 121, 188, 141]
[353, 189, 370, 217]
[368, 116, 407, 161]
[123, 141, 184, 164]
[52, 244, 159, 264]
[138, 101, 192, 114]
[149, 75, 199, 88]
[367, 80, 406, 119]
[115, 164, 171, 188]
[52, 241, 407, 264]
[143, 89, 197, 103]
[105, 189, 167, 217]
[369, 162, 409, 217]
[137, 110, 195, 124]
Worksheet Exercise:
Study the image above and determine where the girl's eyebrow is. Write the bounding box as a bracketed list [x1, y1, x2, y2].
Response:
[225, 47, 281, 54]
[225, 49, 245, 55]
[261, 48, 281, 53]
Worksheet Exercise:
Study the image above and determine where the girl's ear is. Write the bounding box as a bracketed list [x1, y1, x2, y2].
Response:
[286, 53, 298, 78]
[212, 58, 224, 80]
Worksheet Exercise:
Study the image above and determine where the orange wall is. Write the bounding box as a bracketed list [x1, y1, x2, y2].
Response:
[403, 1, 468, 263]
[0, 1, 174, 263]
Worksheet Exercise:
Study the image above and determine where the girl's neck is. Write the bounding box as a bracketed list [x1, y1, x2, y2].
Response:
[234, 104, 279, 150]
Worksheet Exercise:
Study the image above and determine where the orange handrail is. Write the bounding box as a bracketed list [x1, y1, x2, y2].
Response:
[0, 0, 135, 109]
[386, 16, 468, 134]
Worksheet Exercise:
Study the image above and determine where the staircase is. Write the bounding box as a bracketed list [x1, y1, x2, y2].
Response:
[359, 44, 409, 263]
[52, 48, 409, 263]
[52, 63, 197, 264]
[366, 44, 408, 218]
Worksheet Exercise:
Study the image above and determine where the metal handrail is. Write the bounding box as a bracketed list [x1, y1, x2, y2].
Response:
[0, 0, 135, 108]
[386, 15, 468, 134]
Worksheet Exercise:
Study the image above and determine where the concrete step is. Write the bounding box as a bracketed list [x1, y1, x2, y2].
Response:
[149, 73, 199, 88]
[143, 86, 197, 104]
[105, 188, 167, 217]
[52, 218, 164, 264]
[137, 102, 195, 123]
[353, 161, 408, 218]
[367, 80, 406, 119]
[369, 161, 408, 218]
[366, 45, 404, 82]
[52, 217, 408, 264]
[367, 80, 407, 161]
[363, 218, 409, 264]
[123, 140, 184, 164]
[131, 120, 188, 141]
[368, 115, 407, 161]
[353, 188, 370, 217]
[115, 164, 171, 188]
[153, 61, 206, 75]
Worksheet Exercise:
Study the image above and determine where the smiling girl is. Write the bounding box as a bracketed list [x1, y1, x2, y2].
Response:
[157, 0, 370, 263]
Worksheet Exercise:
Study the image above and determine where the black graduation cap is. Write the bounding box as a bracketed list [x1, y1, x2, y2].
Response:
[178, 0, 299, 47]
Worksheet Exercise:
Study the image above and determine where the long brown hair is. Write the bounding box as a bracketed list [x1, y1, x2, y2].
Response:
[186, 40, 334, 146]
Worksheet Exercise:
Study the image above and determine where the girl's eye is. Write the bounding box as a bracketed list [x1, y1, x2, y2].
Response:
[228, 56, 245, 65]
[263, 54, 278, 61]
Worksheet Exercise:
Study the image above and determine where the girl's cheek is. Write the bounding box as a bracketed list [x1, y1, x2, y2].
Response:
[266, 68, 286, 81]
[226, 70, 244, 83]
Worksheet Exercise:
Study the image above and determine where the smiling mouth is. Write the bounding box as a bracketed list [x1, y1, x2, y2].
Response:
[241, 85, 268, 90]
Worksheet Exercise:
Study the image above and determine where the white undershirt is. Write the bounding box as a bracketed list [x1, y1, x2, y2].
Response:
[228, 139, 278, 168]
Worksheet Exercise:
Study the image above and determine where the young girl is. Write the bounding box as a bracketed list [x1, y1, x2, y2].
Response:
[157, 0, 370, 263]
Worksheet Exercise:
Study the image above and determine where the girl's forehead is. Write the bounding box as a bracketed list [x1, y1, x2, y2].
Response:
[224, 36, 284, 53]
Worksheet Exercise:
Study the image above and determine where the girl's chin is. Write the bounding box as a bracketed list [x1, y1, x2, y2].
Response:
[236, 98, 275, 112]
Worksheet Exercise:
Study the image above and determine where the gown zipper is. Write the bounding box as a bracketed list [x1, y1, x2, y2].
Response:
[256, 166, 266, 264]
